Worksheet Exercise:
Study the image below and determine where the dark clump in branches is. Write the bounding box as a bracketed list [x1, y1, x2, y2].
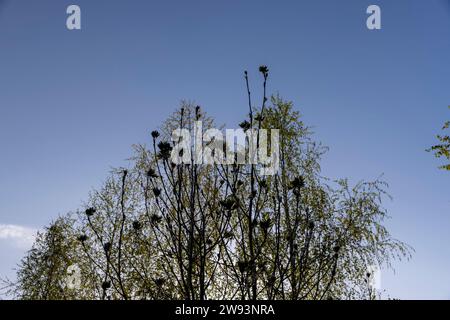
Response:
[4, 67, 411, 301]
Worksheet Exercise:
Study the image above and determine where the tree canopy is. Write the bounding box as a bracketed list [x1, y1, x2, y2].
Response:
[4, 67, 411, 300]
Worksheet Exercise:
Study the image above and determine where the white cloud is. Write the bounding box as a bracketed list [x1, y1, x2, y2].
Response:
[0, 225, 38, 249]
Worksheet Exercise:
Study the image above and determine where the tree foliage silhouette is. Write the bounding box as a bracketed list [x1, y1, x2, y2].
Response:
[428, 106, 450, 171]
[6, 67, 410, 300]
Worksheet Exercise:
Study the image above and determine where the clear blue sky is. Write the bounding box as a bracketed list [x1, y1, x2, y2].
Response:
[0, 0, 449, 299]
